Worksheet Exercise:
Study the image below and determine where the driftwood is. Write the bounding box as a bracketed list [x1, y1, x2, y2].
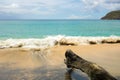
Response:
[64, 49, 117, 80]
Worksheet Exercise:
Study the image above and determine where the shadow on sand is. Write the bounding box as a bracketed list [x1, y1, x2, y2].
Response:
[0, 63, 89, 80]
[0, 63, 119, 80]
[65, 69, 89, 80]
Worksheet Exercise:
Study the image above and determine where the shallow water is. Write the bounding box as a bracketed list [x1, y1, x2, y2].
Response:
[0, 20, 120, 39]
[0, 49, 89, 80]
[0, 63, 119, 80]
[0, 20, 120, 49]
[0, 63, 89, 80]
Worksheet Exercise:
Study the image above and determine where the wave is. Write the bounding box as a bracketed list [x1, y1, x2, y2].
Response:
[0, 35, 120, 49]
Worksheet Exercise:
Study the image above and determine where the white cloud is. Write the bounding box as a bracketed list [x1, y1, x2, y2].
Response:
[4, 3, 20, 8]
[0, 0, 79, 18]
[82, 0, 103, 9]
[68, 14, 91, 19]
[68, 15, 81, 19]
[0, 0, 120, 19]
[81, 0, 120, 10]
[0, 0, 59, 15]
[0, 3, 19, 9]
[103, 0, 120, 10]
[106, 0, 120, 4]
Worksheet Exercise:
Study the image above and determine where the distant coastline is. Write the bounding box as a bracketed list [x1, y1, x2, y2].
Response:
[101, 10, 120, 20]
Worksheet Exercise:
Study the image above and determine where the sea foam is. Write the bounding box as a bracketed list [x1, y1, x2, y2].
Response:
[0, 35, 120, 49]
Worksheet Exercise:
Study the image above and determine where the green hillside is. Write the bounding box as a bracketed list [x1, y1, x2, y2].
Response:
[101, 10, 120, 20]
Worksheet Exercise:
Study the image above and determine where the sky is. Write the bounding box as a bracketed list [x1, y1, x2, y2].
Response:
[0, 0, 120, 19]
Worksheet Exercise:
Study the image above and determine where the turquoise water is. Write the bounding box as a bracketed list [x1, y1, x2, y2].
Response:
[0, 20, 120, 39]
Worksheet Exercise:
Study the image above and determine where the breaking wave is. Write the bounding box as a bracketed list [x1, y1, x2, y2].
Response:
[0, 35, 120, 49]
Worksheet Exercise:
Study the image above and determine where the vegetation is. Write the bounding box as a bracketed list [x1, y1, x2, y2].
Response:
[101, 10, 120, 20]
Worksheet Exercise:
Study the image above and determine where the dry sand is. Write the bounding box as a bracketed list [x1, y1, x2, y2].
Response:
[0, 44, 120, 80]
[49, 44, 120, 76]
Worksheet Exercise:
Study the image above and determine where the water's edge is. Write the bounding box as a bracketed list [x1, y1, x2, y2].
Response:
[0, 35, 120, 49]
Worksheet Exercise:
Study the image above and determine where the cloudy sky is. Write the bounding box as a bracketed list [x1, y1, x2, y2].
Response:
[0, 0, 120, 19]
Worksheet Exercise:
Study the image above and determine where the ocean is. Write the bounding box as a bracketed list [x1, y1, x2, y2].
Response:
[0, 20, 120, 48]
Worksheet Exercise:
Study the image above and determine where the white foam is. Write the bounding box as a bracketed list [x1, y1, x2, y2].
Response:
[0, 35, 120, 49]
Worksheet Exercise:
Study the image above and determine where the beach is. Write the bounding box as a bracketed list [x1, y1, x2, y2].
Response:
[0, 44, 120, 80]
[0, 0, 120, 79]
[0, 20, 120, 80]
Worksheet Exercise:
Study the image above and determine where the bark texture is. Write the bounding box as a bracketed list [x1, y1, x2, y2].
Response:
[64, 49, 117, 80]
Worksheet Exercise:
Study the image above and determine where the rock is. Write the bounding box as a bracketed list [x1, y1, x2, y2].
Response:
[59, 38, 77, 46]
[101, 39, 118, 44]
[89, 41, 97, 44]
[116, 39, 120, 43]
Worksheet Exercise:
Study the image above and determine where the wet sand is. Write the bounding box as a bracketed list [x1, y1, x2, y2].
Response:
[0, 44, 120, 80]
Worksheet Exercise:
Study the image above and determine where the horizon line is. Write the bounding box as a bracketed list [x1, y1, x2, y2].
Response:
[0, 19, 101, 21]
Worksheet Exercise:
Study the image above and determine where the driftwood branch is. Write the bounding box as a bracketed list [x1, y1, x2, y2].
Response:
[64, 49, 117, 80]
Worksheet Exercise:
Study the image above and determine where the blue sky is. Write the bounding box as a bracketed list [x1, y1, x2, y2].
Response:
[0, 0, 120, 19]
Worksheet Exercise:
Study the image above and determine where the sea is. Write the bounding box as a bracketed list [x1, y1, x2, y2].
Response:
[0, 20, 120, 49]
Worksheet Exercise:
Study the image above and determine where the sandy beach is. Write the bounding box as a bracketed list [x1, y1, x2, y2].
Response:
[0, 44, 120, 80]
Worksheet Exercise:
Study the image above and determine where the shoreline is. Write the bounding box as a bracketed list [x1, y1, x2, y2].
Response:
[0, 35, 120, 49]
[0, 44, 120, 79]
